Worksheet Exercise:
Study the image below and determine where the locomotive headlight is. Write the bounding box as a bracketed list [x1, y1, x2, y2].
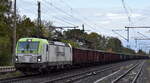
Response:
[15, 57, 18, 62]
[38, 58, 41, 62]
[37, 56, 41, 62]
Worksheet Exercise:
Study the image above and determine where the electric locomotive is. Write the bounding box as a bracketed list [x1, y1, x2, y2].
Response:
[15, 38, 72, 73]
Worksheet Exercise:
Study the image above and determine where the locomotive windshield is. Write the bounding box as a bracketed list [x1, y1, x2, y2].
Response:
[17, 42, 39, 51]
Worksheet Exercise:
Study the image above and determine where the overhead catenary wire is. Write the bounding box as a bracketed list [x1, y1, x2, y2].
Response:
[53, 16, 77, 26]
[56, 1, 118, 37]
[121, 0, 132, 25]
[121, 0, 134, 48]
[18, 0, 133, 38]
[123, 1, 138, 48]
[19, 0, 116, 35]
[18, 0, 77, 29]
[43, 0, 99, 32]
[137, 32, 149, 39]
[40, 2, 78, 27]
[122, 1, 150, 49]
[58, 0, 73, 13]
[21, 0, 78, 27]
[38, 0, 77, 26]
[41, 5, 77, 26]
[57, 0, 115, 31]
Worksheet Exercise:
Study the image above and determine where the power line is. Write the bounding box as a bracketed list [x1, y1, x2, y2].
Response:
[57, 0, 114, 31]
[58, 0, 73, 13]
[40, 6, 76, 26]
[40, 2, 78, 27]
[21, 0, 36, 5]
[41, 13, 78, 27]
[42, 1, 77, 22]
[19, 0, 126, 37]
[121, 0, 132, 25]
[54, 16, 77, 26]
[137, 32, 149, 38]
[112, 30, 128, 41]
[121, 0, 134, 48]
[43, 0, 98, 32]
[20, 1, 75, 27]
[49, 0, 116, 34]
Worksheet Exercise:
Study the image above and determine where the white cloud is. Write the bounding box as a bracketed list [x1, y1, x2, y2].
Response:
[106, 13, 127, 19]
[105, 13, 142, 20]
[96, 21, 110, 24]
[106, 13, 120, 17]
[131, 13, 142, 18]
[94, 13, 103, 17]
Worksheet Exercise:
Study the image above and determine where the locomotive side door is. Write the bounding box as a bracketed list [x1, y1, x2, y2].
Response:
[42, 44, 49, 62]
[46, 44, 49, 62]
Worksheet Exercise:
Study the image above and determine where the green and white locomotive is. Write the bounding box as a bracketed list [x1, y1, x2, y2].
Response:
[15, 38, 72, 72]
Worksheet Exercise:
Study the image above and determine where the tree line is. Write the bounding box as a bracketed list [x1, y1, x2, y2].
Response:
[0, 0, 147, 65]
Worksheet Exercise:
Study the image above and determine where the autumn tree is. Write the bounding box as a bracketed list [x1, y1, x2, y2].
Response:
[0, 0, 13, 65]
[106, 37, 123, 52]
[137, 49, 146, 55]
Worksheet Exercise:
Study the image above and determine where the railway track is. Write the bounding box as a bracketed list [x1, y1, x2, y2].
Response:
[93, 61, 145, 83]
[41, 61, 139, 83]
[94, 62, 144, 83]
[0, 60, 139, 83]
[111, 61, 145, 83]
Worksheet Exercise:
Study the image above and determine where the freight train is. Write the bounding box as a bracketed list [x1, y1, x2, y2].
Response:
[15, 38, 148, 73]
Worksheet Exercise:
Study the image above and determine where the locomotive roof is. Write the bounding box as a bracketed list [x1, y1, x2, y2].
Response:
[18, 38, 71, 47]
[18, 38, 49, 44]
[49, 41, 71, 47]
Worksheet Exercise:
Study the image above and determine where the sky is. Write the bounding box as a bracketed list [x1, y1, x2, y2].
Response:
[17, 0, 150, 52]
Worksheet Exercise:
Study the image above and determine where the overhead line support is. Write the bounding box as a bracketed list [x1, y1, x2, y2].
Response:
[12, 0, 17, 65]
[37, 1, 41, 37]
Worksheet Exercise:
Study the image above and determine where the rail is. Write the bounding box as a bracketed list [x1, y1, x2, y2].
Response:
[112, 61, 144, 83]
[132, 61, 145, 83]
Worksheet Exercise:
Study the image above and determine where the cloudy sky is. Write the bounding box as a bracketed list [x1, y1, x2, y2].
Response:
[17, 0, 150, 52]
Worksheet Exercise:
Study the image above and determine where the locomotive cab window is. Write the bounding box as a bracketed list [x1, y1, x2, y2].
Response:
[17, 41, 39, 51]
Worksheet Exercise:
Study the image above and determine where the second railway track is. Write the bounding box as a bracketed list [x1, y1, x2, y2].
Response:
[42, 60, 140, 83]
[111, 61, 145, 83]
[92, 61, 145, 83]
